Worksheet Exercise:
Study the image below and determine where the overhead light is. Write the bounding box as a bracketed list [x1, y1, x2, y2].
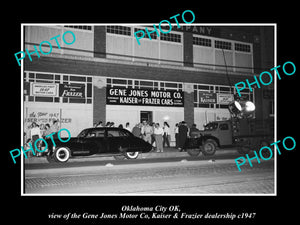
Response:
[239, 101, 256, 113]
[228, 101, 242, 116]
[245, 101, 255, 112]
[228, 100, 255, 118]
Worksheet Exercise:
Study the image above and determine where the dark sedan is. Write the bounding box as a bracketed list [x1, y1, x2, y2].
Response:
[44, 127, 153, 163]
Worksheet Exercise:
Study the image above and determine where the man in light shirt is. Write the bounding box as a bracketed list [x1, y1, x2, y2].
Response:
[141, 121, 153, 144]
[154, 123, 164, 152]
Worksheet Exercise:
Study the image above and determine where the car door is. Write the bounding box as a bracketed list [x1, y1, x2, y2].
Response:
[94, 129, 108, 154]
[106, 129, 130, 153]
[217, 122, 232, 146]
[80, 130, 99, 155]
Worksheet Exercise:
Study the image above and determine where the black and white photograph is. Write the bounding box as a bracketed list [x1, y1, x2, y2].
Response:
[4, 6, 298, 225]
[22, 24, 275, 195]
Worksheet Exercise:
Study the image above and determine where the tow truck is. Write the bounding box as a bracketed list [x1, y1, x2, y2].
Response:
[185, 100, 274, 157]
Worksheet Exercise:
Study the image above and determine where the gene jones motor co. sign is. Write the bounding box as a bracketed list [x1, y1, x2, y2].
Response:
[106, 87, 184, 107]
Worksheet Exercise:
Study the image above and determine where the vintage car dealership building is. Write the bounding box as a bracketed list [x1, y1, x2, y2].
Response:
[23, 24, 275, 142]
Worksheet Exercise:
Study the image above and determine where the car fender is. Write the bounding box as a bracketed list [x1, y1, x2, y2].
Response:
[185, 137, 203, 149]
[201, 135, 220, 147]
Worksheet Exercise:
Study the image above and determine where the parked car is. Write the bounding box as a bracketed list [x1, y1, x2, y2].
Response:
[43, 127, 153, 163]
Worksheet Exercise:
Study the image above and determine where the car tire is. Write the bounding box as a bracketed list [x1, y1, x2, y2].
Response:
[125, 151, 139, 159]
[53, 147, 70, 163]
[46, 154, 55, 163]
[237, 146, 250, 154]
[259, 140, 272, 158]
[187, 148, 201, 157]
[202, 139, 217, 156]
[113, 154, 126, 160]
[113, 146, 127, 160]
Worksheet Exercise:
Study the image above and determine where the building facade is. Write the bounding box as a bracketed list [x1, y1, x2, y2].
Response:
[23, 24, 275, 143]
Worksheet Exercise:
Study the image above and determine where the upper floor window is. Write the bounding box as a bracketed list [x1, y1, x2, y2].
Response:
[160, 32, 182, 43]
[64, 25, 92, 31]
[134, 28, 158, 40]
[193, 37, 212, 47]
[215, 40, 232, 50]
[235, 43, 251, 52]
[106, 26, 131, 36]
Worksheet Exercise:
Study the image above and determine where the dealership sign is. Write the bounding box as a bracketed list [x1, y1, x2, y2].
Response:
[59, 84, 85, 98]
[199, 91, 233, 104]
[217, 93, 234, 104]
[107, 88, 184, 107]
[199, 92, 217, 104]
[31, 83, 58, 97]
[29, 82, 85, 98]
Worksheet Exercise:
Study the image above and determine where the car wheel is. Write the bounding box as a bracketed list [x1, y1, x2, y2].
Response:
[46, 154, 55, 163]
[113, 154, 126, 160]
[202, 140, 217, 156]
[113, 146, 127, 160]
[259, 140, 272, 158]
[187, 148, 201, 157]
[53, 147, 70, 163]
[237, 146, 251, 154]
[125, 151, 139, 159]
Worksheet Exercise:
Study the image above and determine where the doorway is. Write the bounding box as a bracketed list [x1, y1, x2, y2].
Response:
[140, 111, 153, 123]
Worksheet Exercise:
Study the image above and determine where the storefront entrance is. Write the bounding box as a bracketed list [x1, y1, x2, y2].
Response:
[140, 111, 153, 123]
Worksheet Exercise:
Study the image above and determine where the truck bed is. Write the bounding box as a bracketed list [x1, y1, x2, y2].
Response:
[233, 118, 274, 138]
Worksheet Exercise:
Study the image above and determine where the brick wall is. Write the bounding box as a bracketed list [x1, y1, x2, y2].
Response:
[94, 26, 106, 58]
[93, 77, 106, 124]
[183, 83, 194, 126]
[183, 32, 193, 67]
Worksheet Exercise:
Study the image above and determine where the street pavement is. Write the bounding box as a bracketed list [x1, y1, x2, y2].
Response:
[24, 148, 275, 195]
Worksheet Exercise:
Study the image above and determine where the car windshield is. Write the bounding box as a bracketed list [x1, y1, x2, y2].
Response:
[77, 129, 89, 138]
[120, 129, 133, 137]
[204, 122, 218, 131]
[107, 129, 132, 137]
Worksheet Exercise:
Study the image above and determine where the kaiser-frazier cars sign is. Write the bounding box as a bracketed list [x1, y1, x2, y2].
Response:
[107, 87, 184, 107]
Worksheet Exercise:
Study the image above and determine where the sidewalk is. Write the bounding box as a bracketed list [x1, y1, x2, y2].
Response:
[24, 147, 239, 164]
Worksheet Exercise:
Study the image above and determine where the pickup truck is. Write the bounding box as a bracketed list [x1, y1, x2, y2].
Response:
[185, 118, 274, 157]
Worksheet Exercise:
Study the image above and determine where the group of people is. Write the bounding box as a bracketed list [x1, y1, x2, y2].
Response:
[131, 121, 170, 153]
[24, 120, 60, 157]
[94, 120, 200, 153]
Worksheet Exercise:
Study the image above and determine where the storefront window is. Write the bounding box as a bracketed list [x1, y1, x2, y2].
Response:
[23, 72, 93, 104]
[194, 84, 254, 109]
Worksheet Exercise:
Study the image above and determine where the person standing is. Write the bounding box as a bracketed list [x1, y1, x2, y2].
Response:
[178, 121, 189, 152]
[163, 122, 171, 148]
[189, 123, 199, 138]
[125, 122, 131, 132]
[174, 123, 179, 148]
[142, 122, 153, 144]
[43, 123, 51, 138]
[132, 123, 142, 138]
[150, 122, 156, 146]
[94, 121, 103, 127]
[50, 120, 60, 133]
[30, 122, 42, 157]
[141, 120, 147, 139]
[154, 123, 164, 152]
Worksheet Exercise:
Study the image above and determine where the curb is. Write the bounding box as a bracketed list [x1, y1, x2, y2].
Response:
[24, 149, 239, 164]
